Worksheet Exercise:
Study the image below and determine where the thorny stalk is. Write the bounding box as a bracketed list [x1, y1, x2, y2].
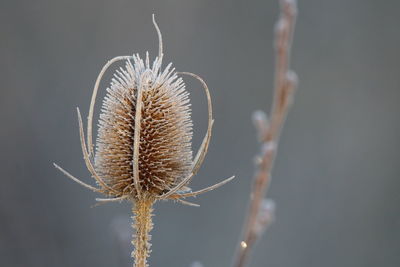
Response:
[132, 196, 155, 267]
[232, 1, 298, 267]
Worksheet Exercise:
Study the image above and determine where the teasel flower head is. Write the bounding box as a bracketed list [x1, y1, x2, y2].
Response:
[95, 53, 194, 198]
[54, 15, 234, 267]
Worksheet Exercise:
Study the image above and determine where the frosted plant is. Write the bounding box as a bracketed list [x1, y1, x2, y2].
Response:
[54, 15, 234, 267]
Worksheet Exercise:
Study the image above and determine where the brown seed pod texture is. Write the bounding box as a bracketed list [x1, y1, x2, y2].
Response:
[95, 55, 193, 197]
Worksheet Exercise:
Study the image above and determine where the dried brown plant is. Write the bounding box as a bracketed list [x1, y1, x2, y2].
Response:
[232, 0, 298, 266]
[54, 15, 234, 267]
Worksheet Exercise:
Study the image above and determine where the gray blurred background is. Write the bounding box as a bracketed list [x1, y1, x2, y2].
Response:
[1, 0, 399, 266]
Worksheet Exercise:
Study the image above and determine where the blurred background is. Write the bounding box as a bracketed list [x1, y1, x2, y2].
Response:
[1, 0, 399, 266]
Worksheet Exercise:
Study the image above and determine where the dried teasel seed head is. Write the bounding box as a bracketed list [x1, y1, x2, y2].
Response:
[54, 15, 235, 267]
[95, 55, 193, 198]
[54, 15, 234, 207]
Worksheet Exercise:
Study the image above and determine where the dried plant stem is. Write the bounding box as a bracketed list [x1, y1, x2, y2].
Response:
[232, 1, 298, 267]
[132, 197, 155, 267]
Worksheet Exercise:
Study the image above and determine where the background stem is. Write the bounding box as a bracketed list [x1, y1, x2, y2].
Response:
[232, 1, 298, 266]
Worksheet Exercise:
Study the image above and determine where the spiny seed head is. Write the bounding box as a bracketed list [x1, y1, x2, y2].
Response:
[95, 54, 193, 197]
[54, 15, 233, 207]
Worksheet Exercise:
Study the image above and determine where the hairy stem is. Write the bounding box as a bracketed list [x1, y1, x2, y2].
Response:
[132, 197, 154, 267]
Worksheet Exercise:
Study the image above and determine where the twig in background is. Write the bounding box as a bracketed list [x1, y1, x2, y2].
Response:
[232, 0, 298, 266]
[190, 261, 205, 267]
[110, 216, 132, 267]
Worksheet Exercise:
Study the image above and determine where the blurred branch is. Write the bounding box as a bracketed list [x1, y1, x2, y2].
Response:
[110, 216, 132, 267]
[190, 261, 204, 267]
[232, 1, 298, 267]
